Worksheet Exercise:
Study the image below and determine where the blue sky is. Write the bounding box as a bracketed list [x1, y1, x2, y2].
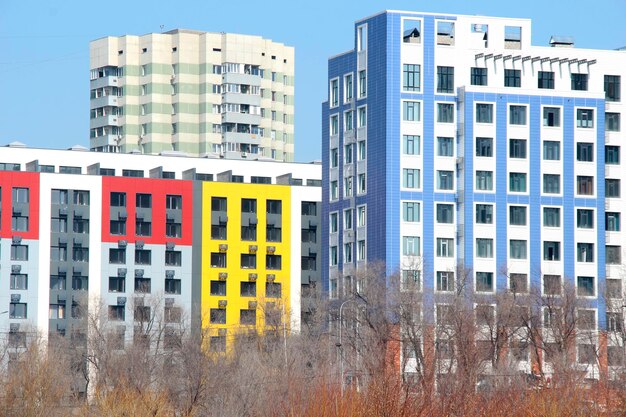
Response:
[0, 0, 624, 162]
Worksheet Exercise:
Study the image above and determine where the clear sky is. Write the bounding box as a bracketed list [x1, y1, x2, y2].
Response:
[0, 0, 624, 162]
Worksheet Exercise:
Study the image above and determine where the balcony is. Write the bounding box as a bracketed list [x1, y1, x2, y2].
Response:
[90, 76, 120, 90]
[90, 134, 120, 148]
[222, 72, 261, 87]
[223, 131, 261, 145]
[90, 95, 120, 109]
[222, 92, 261, 107]
[90, 115, 120, 129]
[221, 112, 261, 125]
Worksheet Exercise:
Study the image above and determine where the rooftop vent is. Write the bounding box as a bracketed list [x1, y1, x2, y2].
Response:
[6, 141, 26, 148]
[68, 144, 89, 151]
[550, 36, 575, 48]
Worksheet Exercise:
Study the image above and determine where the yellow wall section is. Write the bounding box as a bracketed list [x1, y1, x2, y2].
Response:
[201, 182, 291, 347]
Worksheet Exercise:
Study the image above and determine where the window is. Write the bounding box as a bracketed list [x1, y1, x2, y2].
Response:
[509, 139, 527, 158]
[606, 212, 621, 231]
[403, 135, 420, 155]
[108, 276, 125, 292]
[544, 241, 560, 261]
[344, 111, 353, 131]
[436, 272, 454, 292]
[543, 207, 561, 227]
[330, 79, 338, 107]
[345, 143, 354, 164]
[52, 189, 68, 205]
[437, 66, 454, 93]
[110, 220, 126, 235]
[403, 64, 420, 91]
[267, 199, 282, 214]
[571, 73, 588, 91]
[330, 246, 338, 266]
[436, 238, 454, 257]
[266, 282, 282, 298]
[577, 209, 594, 229]
[108, 305, 125, 321]
[402, 236, 420, 256]
[73, 190, 89, 205]
[10, 274, 27, 290]
[510, 206, 527, 226]
[241, 225, 257, 241]
[73, 218, 89, 234]
[211, 196, 227, 212]
[543, 141, 560, 160]
[266, 254, 282, 270]
[509, 106, 527, 125]
[135, 249, 151, 265]
[240, 281, 256, 297]
[403, 202, 420, 222]
[166, 221, 182, 238]
[510, 240, 527, 259]
[476, 272, 493, 292]
[543, 174, 560, 194]
[608, 314, 623, 334]
[475, 171, 493, 191]
[241, 198, 257, 214]
[166, 194, 182, 210]
[509, 173, 527, 192]
[266, 226, 282, 242]
[576, 176, 593, 195]
[136, 193, 151, 208]
[10, 303, 27, 319]
[437, 171, 454, 190]
[606, 113, 621, 132]
[538, 71, 554, 89]
[10, 244, 28, 261]
[543, 107, 561, 127]
[357, 240, 366, 260]
[51, 217, 67, 233]
[577, 276, 594, 297]
[165, 250, 182, 266]
[403, 101, 421, 121]
[330, 213, 338, 233]
[135, 278, 151, 293]
[344, 209, 353, 230]
[577, 142, 594, 162]
[165, 278, 181, 294]
[240, 309, 256, 326]
[210, 308, 226, 324]
[510, 274, 528, 294]
[50, 245, 67, 262]
[402, 169, 420, 189]
[607, 179, 621, 198]
[437, 104, 454, 123]
[576, 109, 594, 128]
[577, 243, 594, 263]
[358, 141, 366, 160]
[12, 187, 29, 203]
[606, 146, 620, 164]
[11, 216, 28, 232]
[471, 67, 487, 86]
[330, 148, 338, 167]
[210, 280, 226, 296]
[344, 177, 353, 197]
[436, 204, 453, 223]
[358, 107, 366, 127]
[73, 246, 89, 262]
[359, 70, 366, 97]
[605, 75, 621, 102]
[110, 192, 126, 207]
[504, 69, 521, 87]
[476, 137, 493, 157]
[357, 206, 366, 227]
[330, 116, 339, 136]
[476, 204, 493, 224]
[544, 274, 561, 295]
[135, 220, 151, 237]
[476, 239, 493, 258]
[607, 245, 622, 264]
[344, 73, 353, 102]
[344, 242, 353, 263]
[476, 103, 493, 123]
[401, 270, 421, 291]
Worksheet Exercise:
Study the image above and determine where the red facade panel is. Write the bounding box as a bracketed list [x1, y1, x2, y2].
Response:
[0, 171, 40, 239]
[101, 177, 193, 245]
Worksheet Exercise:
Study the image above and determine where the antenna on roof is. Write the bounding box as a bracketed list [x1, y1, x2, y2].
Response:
[160, 25, 165, 33]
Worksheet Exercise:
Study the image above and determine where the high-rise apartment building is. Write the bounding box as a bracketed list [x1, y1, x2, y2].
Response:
[90, 31, 295, 161]
[323, 10, 625, 378]
[0, 143, 320, 388]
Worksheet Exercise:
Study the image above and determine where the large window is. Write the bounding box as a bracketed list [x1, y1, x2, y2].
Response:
[510, 240, 527, 259]
[606, 212, 621, 231]
[509, 139, 527, 158]
[437, 137, 454, 156]
[471, 67, 487, 86]
[606, 246, 622, 264]
[344, 73, 353, 102]
[543, 107, 561, 127]
[606, 179, 621, 198]
[476, 171, 493, 191]
[110, 192, 126, 207]
[403, 64, 420, 91]
[543, 174, 560, 194]
[476, 239, 494, 258]
[606, 113, 621, 132]
[476, 204, 493, 224]
[437, 104, 454, 123]
[436, 238, 454, 257]
[436, 204, 454, 224]
[577, 142, 594, 162]
[476, 137, 493, 157]
[10, 244, 28, 261]
[403, 101, 421, 121]
[504, 69, 521, 87]
[437, 66, 454, 93]
[330, 79, 338, 107]
[543, 141, 560, 160]
[509, 173, 527, 192]
[543, 207, 561, 228]
[509, 206, 527, 226]
[577, 243, 594, 263]
[571, 73, 588, 91]
[403, 169, 420, 189]
[576, 109, 594, 128]
[403, 135, 420, 155]
[476, 272, 493, 292]
[359, 70, 367, 97]
[403, 202, 420, 222]
[605, 75, 621, 102]
[509, 105, 527, 125]
[544, 241, 560, 261]
[437, 272, 454, 292]
[577, 176, 594, 195]
[476, 103, 493, 123]
[538, 71, 554, 89]
[437, 171, 454, 190]
[577, 276, 594, 297]
[402, 236, 420, 256]
[577, 209, 594, 229]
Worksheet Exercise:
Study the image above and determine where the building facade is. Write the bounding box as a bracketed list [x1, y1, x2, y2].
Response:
[0, 144, 320, 366]
[323, 10, 625, 378]
[90, 30, 295, 161]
